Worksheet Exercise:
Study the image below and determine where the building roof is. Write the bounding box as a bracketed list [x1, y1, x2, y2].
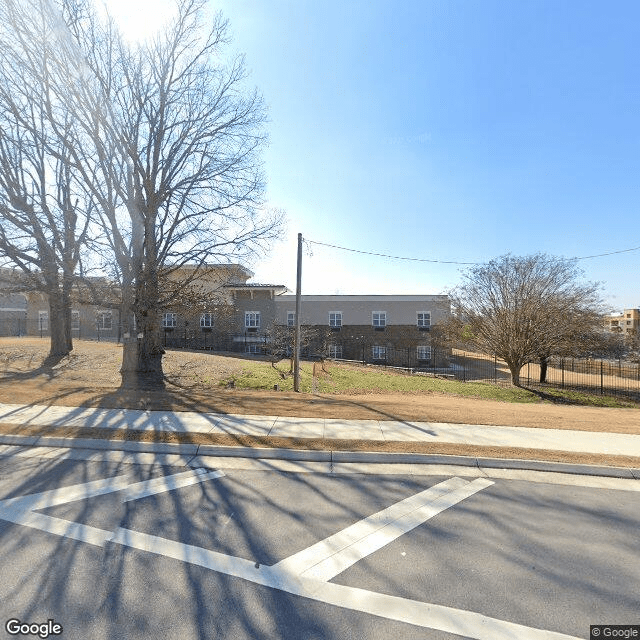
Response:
[224, 283, 288, 294]
[276, 294, 449, 302]
[173, 263, 254, 278]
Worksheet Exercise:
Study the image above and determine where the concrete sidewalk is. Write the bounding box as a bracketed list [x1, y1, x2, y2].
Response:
[1, 402, 640, 456]
[0, 402, 639, 479]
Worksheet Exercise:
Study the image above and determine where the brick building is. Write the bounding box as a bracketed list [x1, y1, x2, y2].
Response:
[9, 262, 451, 366]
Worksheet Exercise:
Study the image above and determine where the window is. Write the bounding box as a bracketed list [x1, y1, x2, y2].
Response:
[245, 343, 261, 354]
[417, 345, 432, 361]
[417, 312, 431, 328]
[372, 345, 386, 360]
[329, 312, 342, 328]
[96, 311, 113, 331]
[372, 312, 386, 328]
[287, 312, 295, 327]
[245, 311, 261, 329]
[38, 311, 48, 331]
[200, 313, 214, 328]
[162, 312, 177, 329]
[328, 344, 342, 359]
[71, 310, 80, 331]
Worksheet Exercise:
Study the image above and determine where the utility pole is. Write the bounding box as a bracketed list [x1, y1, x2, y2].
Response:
[293, 232, 302, 392]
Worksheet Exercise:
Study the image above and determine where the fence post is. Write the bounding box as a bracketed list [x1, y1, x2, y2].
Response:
[463, 352, 466, 382]
[561, 358, 564, 388]
[600, 360, 604, 395]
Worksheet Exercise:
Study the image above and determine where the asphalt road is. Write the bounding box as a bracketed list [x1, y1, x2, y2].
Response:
[0, 454, 638, 640]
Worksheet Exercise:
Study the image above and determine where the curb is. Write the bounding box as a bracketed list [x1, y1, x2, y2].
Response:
[1, 433, 639, 480]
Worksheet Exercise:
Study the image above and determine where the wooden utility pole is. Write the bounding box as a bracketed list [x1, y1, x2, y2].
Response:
[293, 232, 302, 392]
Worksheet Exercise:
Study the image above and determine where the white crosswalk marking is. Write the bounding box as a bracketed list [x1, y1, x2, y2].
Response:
[122, 469, 224, 502]
[274, 477, 477, 580]
[0, 470, 581, 639]
[287, 477, 494, 581]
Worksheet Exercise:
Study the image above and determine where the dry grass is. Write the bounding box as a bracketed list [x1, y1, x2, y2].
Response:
[0, 337, 245, 389]
[1, 337, 640, 444]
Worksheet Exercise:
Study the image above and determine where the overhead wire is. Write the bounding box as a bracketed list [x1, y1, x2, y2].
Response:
[306, 239, 640, 265]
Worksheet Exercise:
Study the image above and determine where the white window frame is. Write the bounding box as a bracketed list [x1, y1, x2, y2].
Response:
[287, 312, 295, 327]
[372, 345, 386, 360]
[96, 310, 113, 331]
[245, 311, 261, 329]
[417, 345, 432, 361]
[372, 311, 386, 328]
[328, 344, 342, 359]
[417, 312, 431, 328]
[162, 312, 177, 329]
[38, 311, 48, 331]
[71, 310, 80, 331]
[329, 311, 342, 328]
[245, 343, 261, 354]
[200, 313, 214, 328]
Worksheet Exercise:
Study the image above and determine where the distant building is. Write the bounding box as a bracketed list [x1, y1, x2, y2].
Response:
[5, 262, 452, 366]
[606, 308, 640, 337]
[0, 267, 27, 336]
[272, 294, 451, 366]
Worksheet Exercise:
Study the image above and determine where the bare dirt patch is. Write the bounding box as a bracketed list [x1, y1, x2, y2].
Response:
[1, 337, 639, 468]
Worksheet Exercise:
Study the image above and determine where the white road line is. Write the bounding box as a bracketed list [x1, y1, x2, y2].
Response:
[109, 527, 262, 580]
[0, 472, 581, 639]
[302, 477, 494, 581]
[274, 477, 492, 581]
[0, 470, 227, 548]
[302, 579, 581, 640]
[122, 469, 224, 502]
[0, 476, 132, 510]
[1, 509, 114, 547]
[107, 524, 579, 640]
[274, 477, 467, 577]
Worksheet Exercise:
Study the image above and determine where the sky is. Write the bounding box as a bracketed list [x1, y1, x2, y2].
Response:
[104, 0, 640, 309]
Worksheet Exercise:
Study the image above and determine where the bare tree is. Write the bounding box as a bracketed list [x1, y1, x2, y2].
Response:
[534, 308, 621, 382]
[4, 0, 282, 385]
[0, 0, 97, 357]
[77, 0, 281, 387]
[450, 253, 605, 386]
[265, 322, 326, 373]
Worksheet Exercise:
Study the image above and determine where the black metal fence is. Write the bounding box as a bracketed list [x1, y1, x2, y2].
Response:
[0, 318, 122, 341]
[3, 323, 639, 400]
[447, 350, 640, 401]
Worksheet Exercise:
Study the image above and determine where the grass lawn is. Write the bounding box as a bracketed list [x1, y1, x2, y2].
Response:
[221, 359, 637, 408]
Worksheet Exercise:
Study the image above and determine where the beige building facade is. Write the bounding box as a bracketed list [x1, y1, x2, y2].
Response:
[273, 294, 451, 366]
[606, 308, 640, 337]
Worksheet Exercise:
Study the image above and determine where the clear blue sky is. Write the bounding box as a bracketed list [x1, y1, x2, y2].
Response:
[110, 0, 640, 308]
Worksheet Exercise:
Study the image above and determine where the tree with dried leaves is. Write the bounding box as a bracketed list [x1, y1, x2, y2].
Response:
[450, 253, 606, 386]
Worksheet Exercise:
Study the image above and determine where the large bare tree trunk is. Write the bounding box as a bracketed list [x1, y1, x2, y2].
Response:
[120, 336, 165, 389]
[508, 363, 522, 387]
[48, 293, 71, 358]
[119, 251, 165, 388]
[539, 356, 549, 383]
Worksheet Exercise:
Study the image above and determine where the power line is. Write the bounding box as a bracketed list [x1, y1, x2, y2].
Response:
[306, 240, 477, 264]
[572, 245, 640, 260]
[306, 239, 640, 265]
